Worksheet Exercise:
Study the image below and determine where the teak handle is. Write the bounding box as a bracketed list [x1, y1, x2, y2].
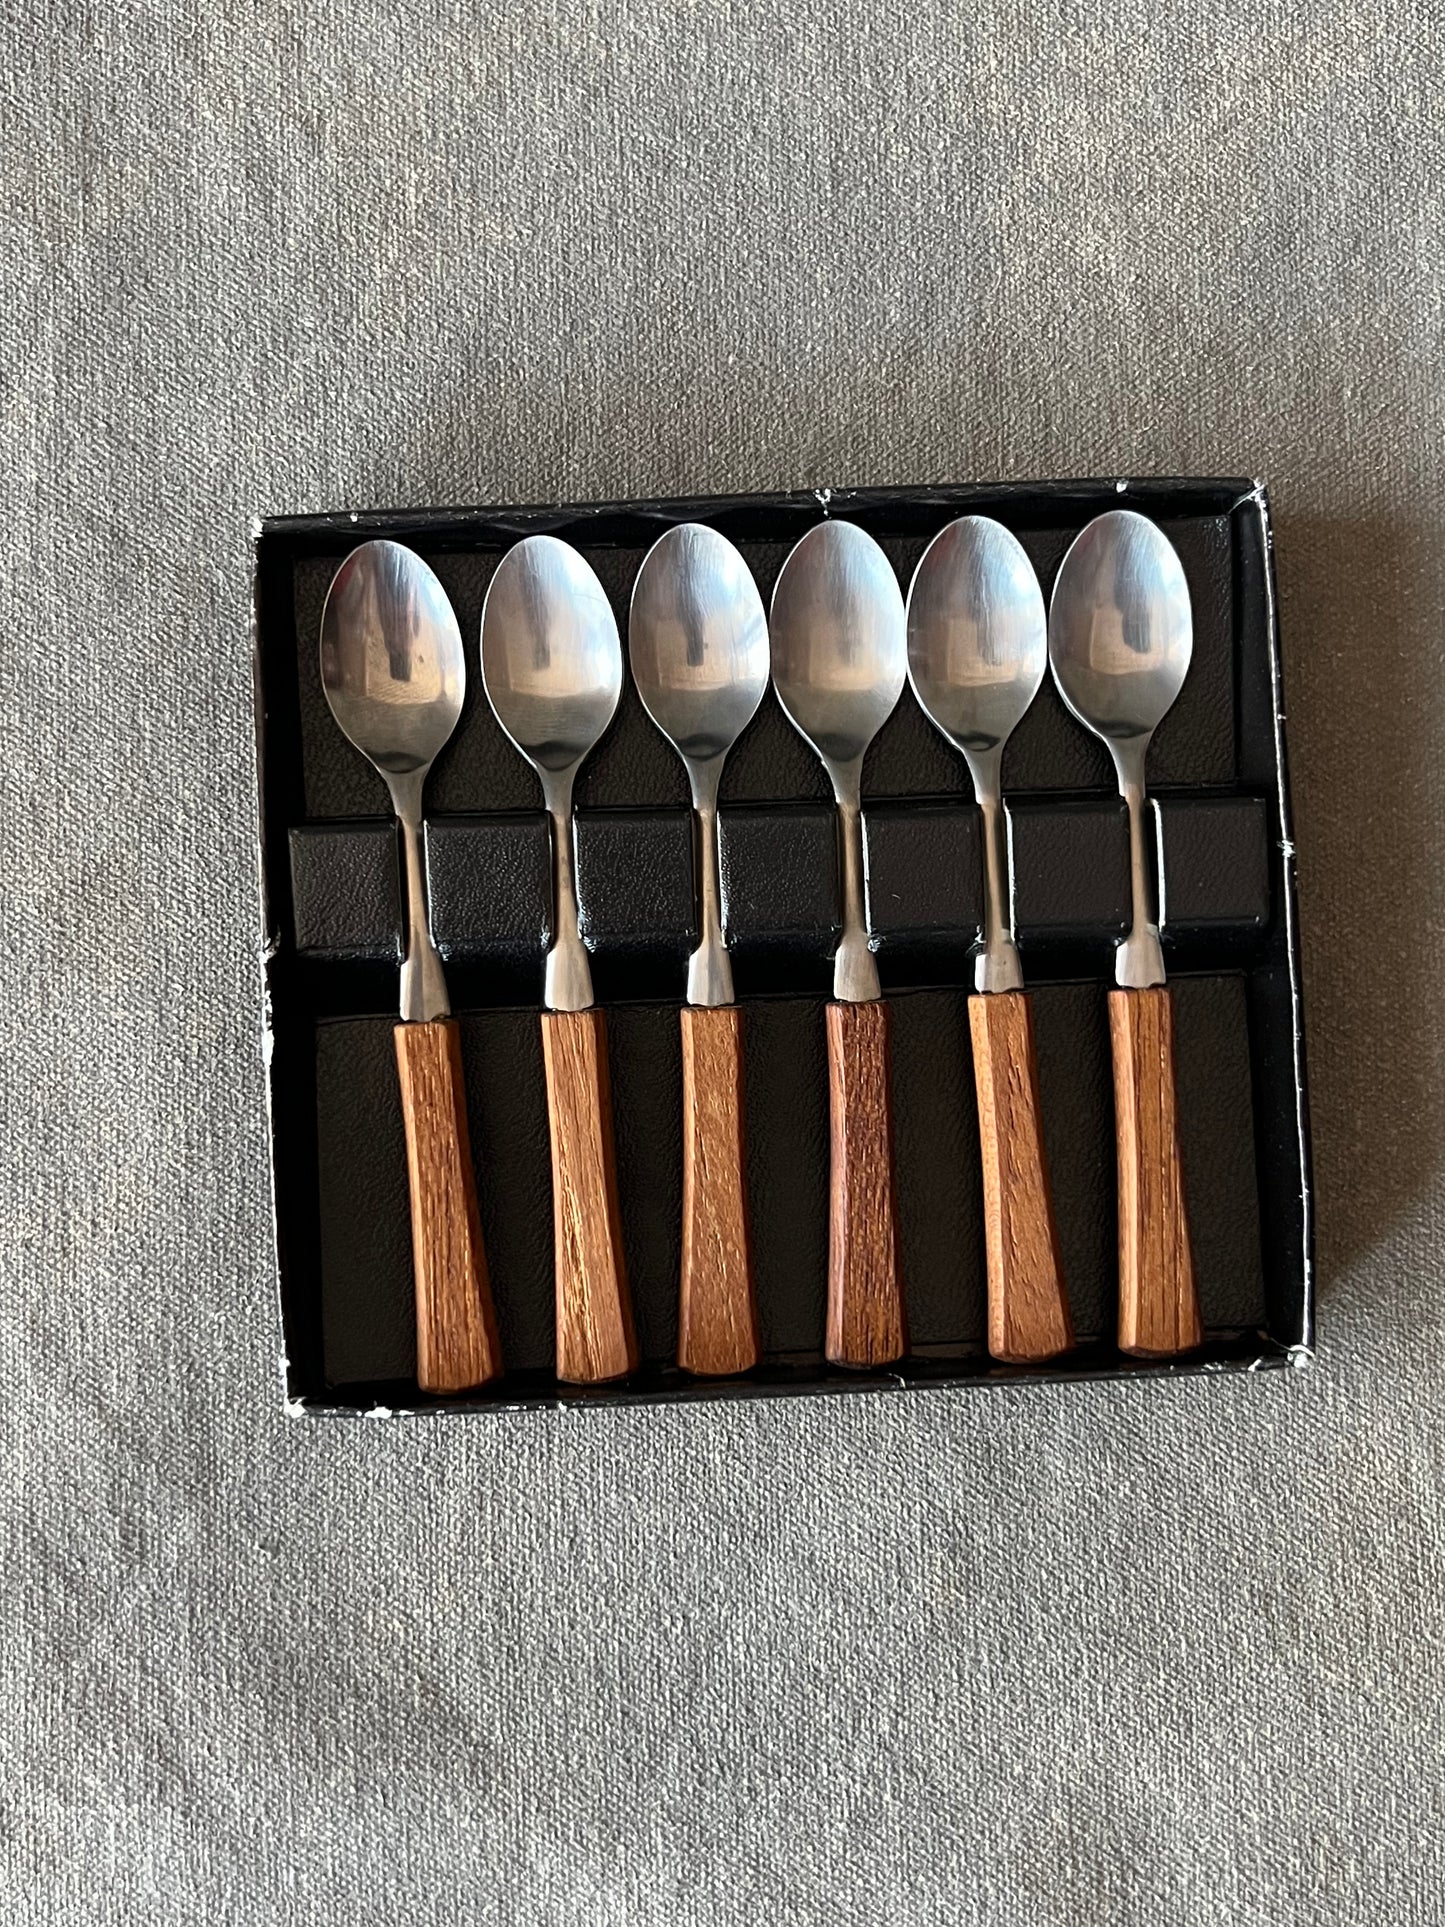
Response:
[825, 1000, 907, 1367]
[968, 991, 1074, 1364]
[541, 1008, 638, 1384]
[678, 1005, 759, 1376]
[1108, 986, 1202, 1357]
[393, 1019, 503, 1394]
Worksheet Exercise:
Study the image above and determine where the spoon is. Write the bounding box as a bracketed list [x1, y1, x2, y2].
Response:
[630, 524, 769, 1376]
[481, 535, 637, 1384]
[770, 520, 908, 1367]
[906, 516, 1072, 1363]
[319, 539, 501, 1394]
[1048, 509, 1201, 1356]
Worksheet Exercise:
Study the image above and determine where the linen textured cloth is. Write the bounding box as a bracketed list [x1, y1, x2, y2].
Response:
[2, 2, 1442, 1921]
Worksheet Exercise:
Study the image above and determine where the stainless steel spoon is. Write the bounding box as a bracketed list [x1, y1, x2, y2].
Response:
[907, 516, 1043, 992]
[1049, 509, 1201, 1356]
[321, 540, 462, 1025]
[770, 520, 908, 1367]
[1048, 510, 1192, 991]
[319, 539, 501, 1394]
[480, 535, 636, 1384]
[771, 521, 907, 1003]
[906, 516, 1072, 1362]
[481, 535, 622, 1015]
[630, 523, 768, 1375]
[630, 523, 769, 1006]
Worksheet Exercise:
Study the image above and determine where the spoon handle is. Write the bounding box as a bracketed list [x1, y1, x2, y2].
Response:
[825, 1001, 907, 1366]
[677, 1006, 759, 1376]
[1108, 987, 1202, 1355]
[541, 1009, 638, 1383]
[393, 1020, 503, 1393]
[968, 992, 1074, 1363]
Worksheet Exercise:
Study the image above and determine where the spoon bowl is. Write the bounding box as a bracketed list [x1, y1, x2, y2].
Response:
[906, 516, 1046, 759]
[320, 538, 465, 778]
[481, 535, 623, 777]
[770, 520, 907, 778]
[1048, 509, 1192, 747]
[630, 523, 770, 780]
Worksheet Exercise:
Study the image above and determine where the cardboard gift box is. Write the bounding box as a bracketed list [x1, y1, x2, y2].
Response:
[252, 477, 1311, 1415]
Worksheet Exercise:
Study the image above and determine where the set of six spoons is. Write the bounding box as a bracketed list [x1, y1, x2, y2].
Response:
[318, 508, 1200, 1395]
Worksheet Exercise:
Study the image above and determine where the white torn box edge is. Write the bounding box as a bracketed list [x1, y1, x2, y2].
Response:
[1247, 479, 1315, 1348]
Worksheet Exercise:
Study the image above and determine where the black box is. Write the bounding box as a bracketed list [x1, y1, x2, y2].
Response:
[253, 479, 1312, 1414]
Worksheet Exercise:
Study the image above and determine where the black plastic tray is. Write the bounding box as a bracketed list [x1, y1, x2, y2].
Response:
[252, 478, 1312, 1414]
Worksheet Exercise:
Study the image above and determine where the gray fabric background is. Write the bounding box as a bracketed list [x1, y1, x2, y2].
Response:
[2, 2, 1442, 1920]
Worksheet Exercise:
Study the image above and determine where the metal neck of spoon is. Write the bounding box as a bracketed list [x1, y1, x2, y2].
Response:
[386, 768, 451, 1024]
[964, 745, 1024, 996]
[1113, 739, 1166, 990]
[686, 759, 733, 1008]
[828, 759, 881, 1004]
[541, 771, 595, 1013]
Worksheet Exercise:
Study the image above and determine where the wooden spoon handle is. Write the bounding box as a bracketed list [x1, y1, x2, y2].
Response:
[393, 1019, 503, 1393]
[1108, 986, 1202, 1356]
[541, 1008, 637, 1384]
[825, 1000, 907, 1366]
[678, 1005, 759, 1376]
[968, 991, 1074, 1363]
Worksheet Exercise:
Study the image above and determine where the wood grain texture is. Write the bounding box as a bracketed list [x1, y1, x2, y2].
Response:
[393, 1019, 503, 1394]
[678, 1005, 759, 1376]
[968, 991, 1074, 1364]
[1108, 986, 1203, 1357]
[825, 1000, 907, 1367]
[541, 1008, 638, 1384]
